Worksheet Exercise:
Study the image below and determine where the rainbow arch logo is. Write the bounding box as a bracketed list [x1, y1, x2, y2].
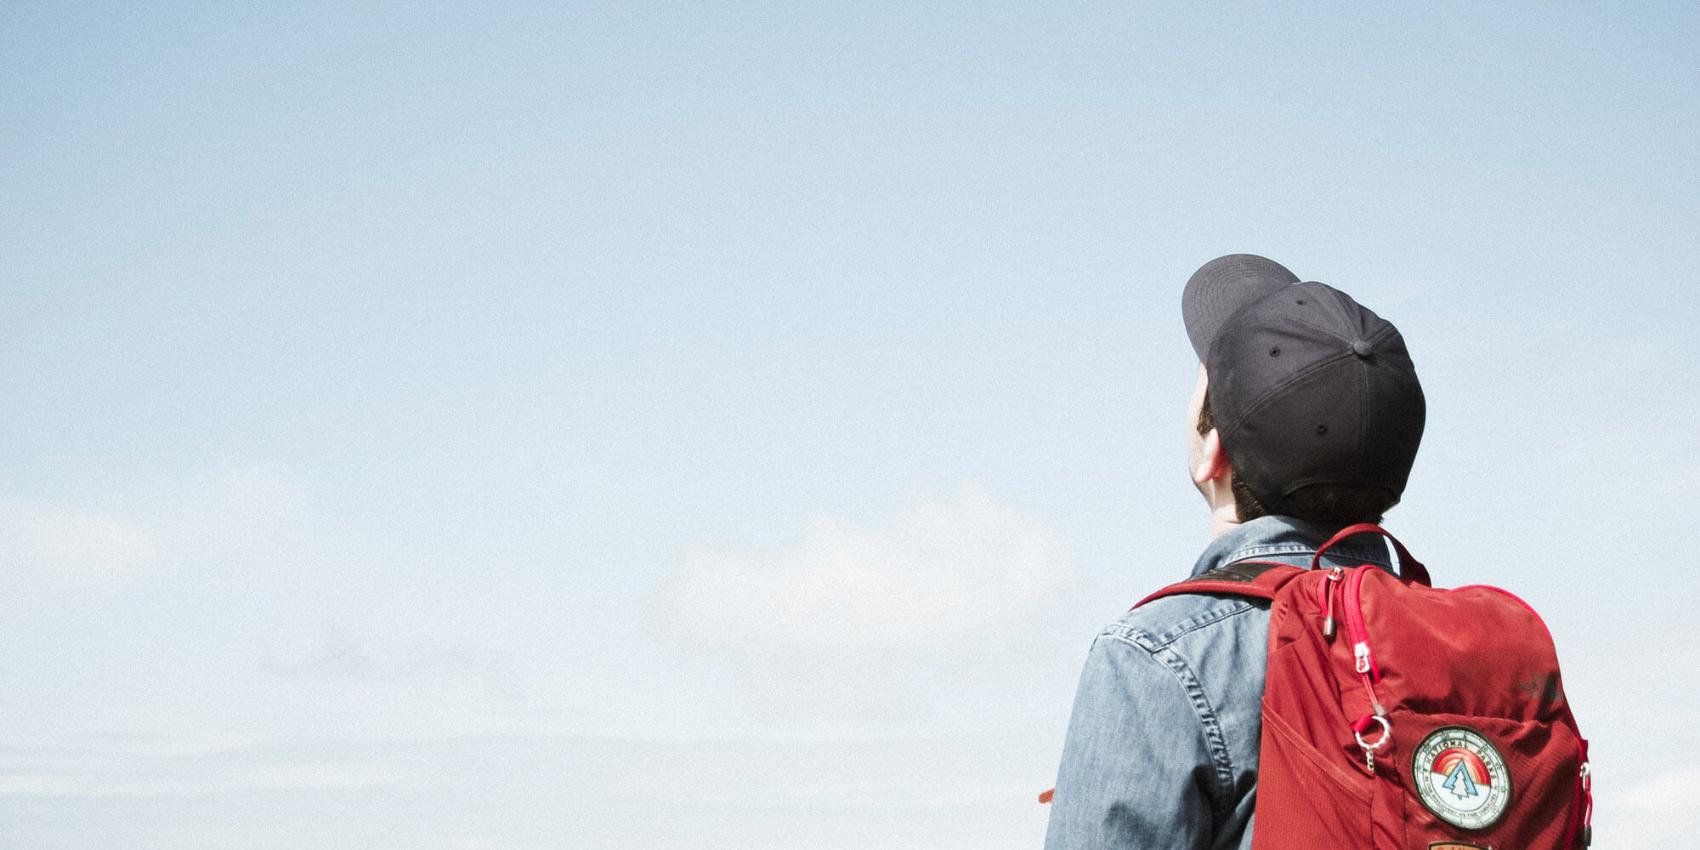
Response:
[1412, 726, 1511, 830]
[1433, 747, 1491, 796]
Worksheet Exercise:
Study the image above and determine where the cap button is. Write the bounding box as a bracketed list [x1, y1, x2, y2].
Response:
[1351, 340, 1373, 358]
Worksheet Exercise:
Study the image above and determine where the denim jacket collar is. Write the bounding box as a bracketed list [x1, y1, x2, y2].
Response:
[1189, 515, 1396, 578]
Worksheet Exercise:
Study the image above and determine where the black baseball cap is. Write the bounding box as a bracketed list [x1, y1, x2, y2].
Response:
[1182, 254, 1300, 361]
[1183, 256, 1425, 511]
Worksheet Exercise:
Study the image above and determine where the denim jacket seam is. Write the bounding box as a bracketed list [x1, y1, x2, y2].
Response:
[1225, 543, 1389, 570]
[1093, 631, 1238, 819]
[1147, 642, 1236, 820]
[1108, 598, 1261, 652]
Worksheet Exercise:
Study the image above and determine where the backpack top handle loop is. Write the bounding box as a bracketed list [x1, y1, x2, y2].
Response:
[1309, 522, 1432, 586]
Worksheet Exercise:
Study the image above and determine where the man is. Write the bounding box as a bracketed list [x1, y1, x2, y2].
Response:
[1043, 255, 1426, 849]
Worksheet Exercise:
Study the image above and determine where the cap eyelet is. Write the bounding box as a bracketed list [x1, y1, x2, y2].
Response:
[1269, 347, 1281, 357]
[1296, 299, 1306, 305]
[1315, 424, 1329, 436]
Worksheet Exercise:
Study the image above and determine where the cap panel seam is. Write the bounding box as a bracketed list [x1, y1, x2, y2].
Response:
[1217, 351, 1356, 437]
[1309, 282, 1354, 331]
[1214, 320, 1404, 443]
[1356, 349, 1370, 480]
[1253, 310, 1396, 350]
[1212, 311, 1349, 364]
[1267, 312, 1354, 345]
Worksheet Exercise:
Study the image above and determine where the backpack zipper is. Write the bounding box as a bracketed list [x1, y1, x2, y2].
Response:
[1337, 564, 1390, 770]
[1319, 566, 1344, 637]
[1345, 565, 1382, 685]
[1344, 565, 1387, 717]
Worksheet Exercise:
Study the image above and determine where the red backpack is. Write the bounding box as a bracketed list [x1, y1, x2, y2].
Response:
[1130, 523, 1592, 849]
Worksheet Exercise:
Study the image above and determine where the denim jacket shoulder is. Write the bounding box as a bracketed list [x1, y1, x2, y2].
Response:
[1044, 517, 1397, 850]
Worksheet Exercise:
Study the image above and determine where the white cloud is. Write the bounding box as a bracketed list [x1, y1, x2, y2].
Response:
[0, 463, 306, 579]
[1618, 765, 1700, 812]
[108, 731, 263, 758]
[0, 499, 158, 576]
[170, 462, 308, 561]
[0, 740, 415, 798]
[239, 762, 417, 790]
[260, 624, 517, 693]
[1596, 765, 1700, 846]
[659, 485, 1071, 649]
[0, 730, 1055, 848]
[0, 773, 82, 795]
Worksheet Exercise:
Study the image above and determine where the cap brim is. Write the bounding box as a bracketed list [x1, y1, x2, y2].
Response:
[1182, 254, 1299, 360]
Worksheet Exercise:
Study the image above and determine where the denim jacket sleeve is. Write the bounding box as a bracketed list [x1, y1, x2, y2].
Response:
[1045, 518, 1387, 848]
[1043, 629, 1218, 850]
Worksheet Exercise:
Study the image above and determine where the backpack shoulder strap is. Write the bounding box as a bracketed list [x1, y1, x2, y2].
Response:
[1134, 560, 1307, 608]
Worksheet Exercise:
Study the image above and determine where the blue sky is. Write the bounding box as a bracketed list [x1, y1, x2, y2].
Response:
[3, 3, 1697, 847]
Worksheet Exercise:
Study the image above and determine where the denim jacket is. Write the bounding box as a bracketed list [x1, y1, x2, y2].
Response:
[1043, 516, 1398, 850]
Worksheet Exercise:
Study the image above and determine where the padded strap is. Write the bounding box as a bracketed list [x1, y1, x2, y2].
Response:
[1134, 560, 1306, 608]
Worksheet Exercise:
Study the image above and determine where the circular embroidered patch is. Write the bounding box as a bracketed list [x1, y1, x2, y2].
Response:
[1411, 726, 1512, 830]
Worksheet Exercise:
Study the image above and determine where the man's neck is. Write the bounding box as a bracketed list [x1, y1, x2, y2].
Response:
[1208, 503, 1241, 539]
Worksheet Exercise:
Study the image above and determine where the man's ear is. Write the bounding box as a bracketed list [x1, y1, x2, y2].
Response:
[1192, 427, 1232, 487]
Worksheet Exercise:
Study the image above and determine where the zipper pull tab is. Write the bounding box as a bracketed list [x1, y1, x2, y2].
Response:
[1322, 567, 1344, 637]
[1354, 641, 1372, 674]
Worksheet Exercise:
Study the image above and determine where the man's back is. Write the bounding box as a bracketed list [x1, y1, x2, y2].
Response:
[1044, 517, 1396, 850]
[1045, 256, 1429, 846]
